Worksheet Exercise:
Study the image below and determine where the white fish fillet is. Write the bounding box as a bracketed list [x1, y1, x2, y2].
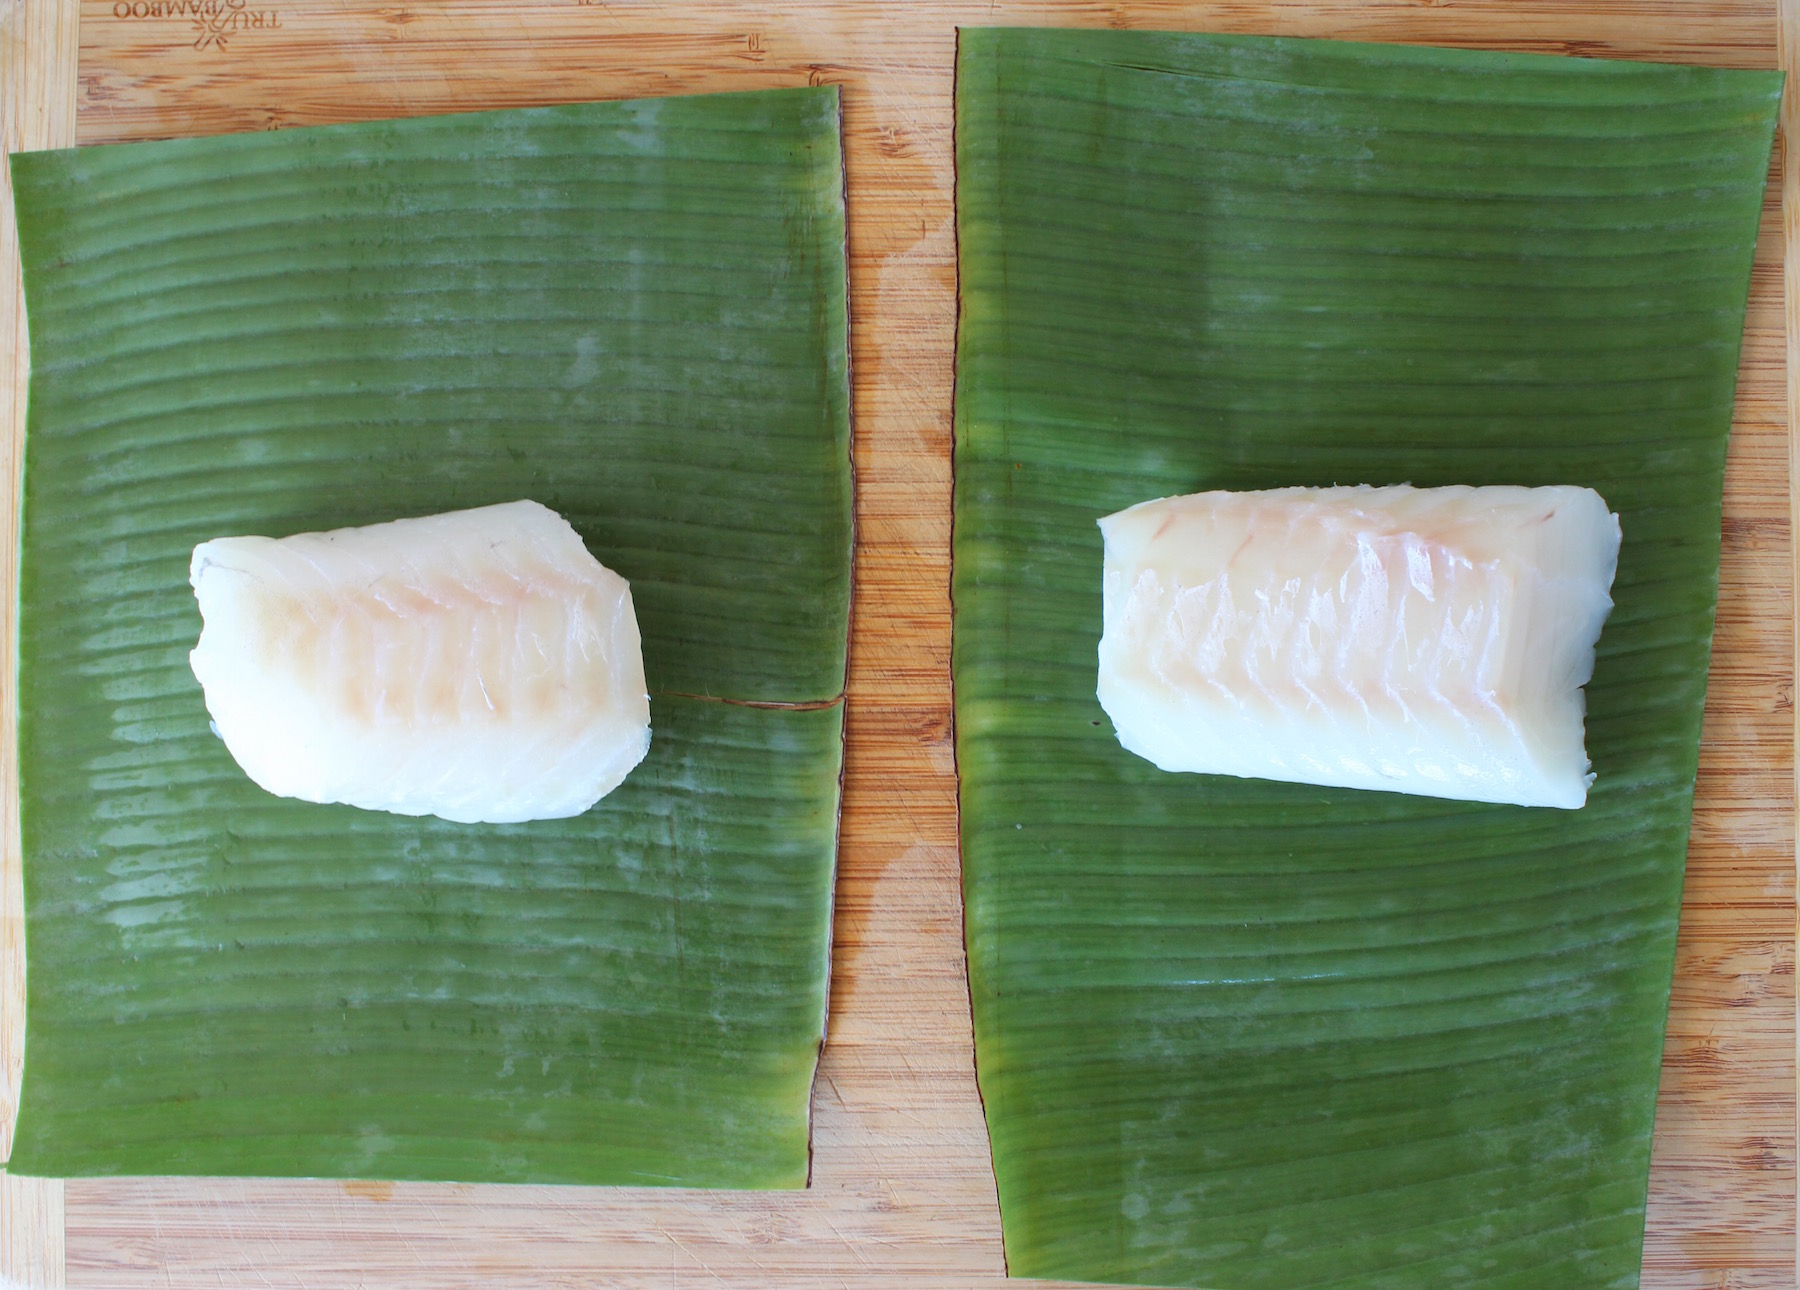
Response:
[189, 500, 651, 824]
[1096, 484, 1621, 809]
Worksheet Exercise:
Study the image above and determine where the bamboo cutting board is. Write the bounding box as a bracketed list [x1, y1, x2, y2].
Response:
[0, 1, 1793, 1286]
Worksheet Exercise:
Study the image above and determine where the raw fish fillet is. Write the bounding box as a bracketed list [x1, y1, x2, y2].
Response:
[189, 500, 651, 824]
[1096, 484, 1621, 808]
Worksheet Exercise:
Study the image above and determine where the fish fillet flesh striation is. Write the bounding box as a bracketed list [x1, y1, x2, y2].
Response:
[1096, 484, 1621, 809]
[189, 499, 651, 824]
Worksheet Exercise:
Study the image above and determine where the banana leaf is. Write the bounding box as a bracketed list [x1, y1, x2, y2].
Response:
[952, 28, 1779, 1288]
[7, 85, 851, 1187]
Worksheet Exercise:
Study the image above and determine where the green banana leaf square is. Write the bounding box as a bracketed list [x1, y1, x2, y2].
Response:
[953, 28, 1779, 1288]
[8, 85, 851, 1187]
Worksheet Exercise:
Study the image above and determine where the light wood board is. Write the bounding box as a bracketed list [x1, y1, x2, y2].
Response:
[0, 1, 1793, 1285]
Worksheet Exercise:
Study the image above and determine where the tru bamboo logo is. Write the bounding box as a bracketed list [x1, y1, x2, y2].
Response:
[110, 0, 282, 51]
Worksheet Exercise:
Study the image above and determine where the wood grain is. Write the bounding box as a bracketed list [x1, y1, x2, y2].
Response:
[1787, 0, 1800, 1276]
[2, 0, 79, 1283]
[0, 2, 1791, 1286]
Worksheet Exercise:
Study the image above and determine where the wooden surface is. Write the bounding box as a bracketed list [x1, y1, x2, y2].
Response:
[2, 1, 79, 1284]
[0, 1, 1792, 1286]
